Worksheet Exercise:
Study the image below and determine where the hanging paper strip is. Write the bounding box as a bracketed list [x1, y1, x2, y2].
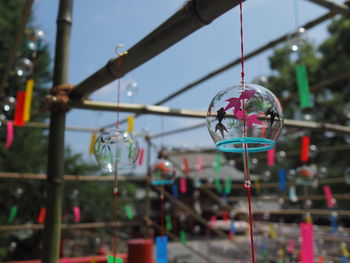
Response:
[323, 185, 336, 208]
[222, 210, 229, 221]
[138, 148, 144, 166]
[225, 177, 232, 195]
[279, 169, 286, 191]
[194, 200, 202, 215]
[73, 206, 80, 223]
[221, 191, 228, 205]
[214, 177, 223, 193]
[210, 215, 217, 230]
[300, 223, 314, 263]
[107, 255, 123, 263]
[179, 177, 187, 194]
[89, 132, 97, 155]
[127, 115, 134, 133]
[172, 184, 179, 198]
[156, 236, 168, 263]
[196, 156, 203, 175]
[37, 207, 46, 224]
[8, 205, 18, 224]
[330, 214, 338, 233]
[341, 242, 350, 257]
[295, 64, 312, 108]
[180, 230, 186, 245]
[194, 178, 201, 188]
[288, 239, 295, 254]
[214, 154, 221, 173]
[91, 257, 97, 263]
[267, 148, 275, 167]
[183, 157, 190, 175]
[230, 220, 236, 234]
[14, 91, 26, 126]
[254, 179, 261, 193]
[125, 205, 134, 220]
[268, 224, 277, 239]
[5, 121, 14, 149]
[23, 78, 34, 122]
[341, 255, 348, 263]
[306, 213, 313, 224]
[300, 136, 310, 163]
[318, 256, 325, 263]
[165, 215, 172, 231]
[289, 186, 298, 202]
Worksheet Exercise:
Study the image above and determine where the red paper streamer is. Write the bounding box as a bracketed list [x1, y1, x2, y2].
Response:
[14, 91, 26, 126]
[323, 185, 336, 208]
[222, 210, 229, 221]
[267, 148, 275, 167]
[300, 136, 310, 163]
[179, 177, 187, 194]
[183, 157, 190, 175]
[300, 223, 314, 263]
[210, 215, 217, 230]
[138, 148, 144, 166]
[5, 121, 14, 149]
[37, 207, 46, 224]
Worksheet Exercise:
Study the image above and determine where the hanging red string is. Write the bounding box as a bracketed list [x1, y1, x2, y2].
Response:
[239, 0, 256, 261]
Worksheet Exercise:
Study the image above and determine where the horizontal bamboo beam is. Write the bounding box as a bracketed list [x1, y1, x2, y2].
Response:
[229, 194, 350, 202]
[70, 100, 350, 134]
[243, 209, 350, 217]
[69, 0, 241, 99]
[0, 220, 142, 231]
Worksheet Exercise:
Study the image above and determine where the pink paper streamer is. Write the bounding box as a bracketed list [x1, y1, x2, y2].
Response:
[267, 148, 275, 167]
[73, 206, 80, 223]
[196, 156, 203, 175]
[179, 177, 187, 194]
[5, 121, 14, 149]
[288, 239, 295, 254]
[300, 223, 314, 263]
[210, 215, 217, 230]
[323, 186, 336, 208]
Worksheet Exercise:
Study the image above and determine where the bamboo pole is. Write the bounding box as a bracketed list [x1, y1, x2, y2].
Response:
[0, 0, 35, 97]
[42, 0, 73, 262]
[69, 0, 241, 99]
[306, 0, 350, 16]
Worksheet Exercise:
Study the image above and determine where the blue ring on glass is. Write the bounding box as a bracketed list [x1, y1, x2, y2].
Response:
[216, 137, 275, 153]
[152, 180, 174, 186]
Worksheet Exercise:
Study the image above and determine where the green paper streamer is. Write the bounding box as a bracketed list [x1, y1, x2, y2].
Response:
[165, 215, 172, 231]
[214, 177, 223, 193]
[8, 205, 18, 224]
[215, 154, 221, 173]
[225, 177, 232, 194]
[295, 64, 312, 108]
[124, 205, 134, 220]
[180, 230, 186, 245]
[107, 255, 123, 263]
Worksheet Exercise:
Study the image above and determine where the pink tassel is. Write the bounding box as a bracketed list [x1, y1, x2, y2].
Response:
[73, 206, 80, 223]
[179, 177, 187, 194]
[323, 186, 336, 208]
[267, 148, 275, 166]
[300, 223, 314, 263]
[196, 156, 203, 175]
[288, 239, 295, 254]
[138, 148, 144, 166]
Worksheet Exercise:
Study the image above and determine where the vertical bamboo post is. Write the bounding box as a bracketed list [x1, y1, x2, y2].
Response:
[42, 0, 73, 262]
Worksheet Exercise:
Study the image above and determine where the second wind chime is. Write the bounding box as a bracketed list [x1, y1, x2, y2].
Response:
[206, 1, 284, 262]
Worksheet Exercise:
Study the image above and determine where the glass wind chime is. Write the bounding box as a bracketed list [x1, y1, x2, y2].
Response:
[94, 45, 140, 263]
[206, 1, 284, 262]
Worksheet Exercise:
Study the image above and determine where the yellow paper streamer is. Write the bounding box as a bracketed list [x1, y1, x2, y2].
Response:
[89, 132, 97, 155]
[268, 224, 277, 239]
[24, 78, 34, 122]
[341, 242, 349, 257]
[254, 179, 261, 193]
[305, 213, 312, 224]
[127, 115, 134, 133]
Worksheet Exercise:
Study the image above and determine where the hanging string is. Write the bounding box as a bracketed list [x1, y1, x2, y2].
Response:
[239, 0, 255, 262]
[159, 117, 165, 236]
[294, 0, 300, 29]
[112, 55, 123, 262]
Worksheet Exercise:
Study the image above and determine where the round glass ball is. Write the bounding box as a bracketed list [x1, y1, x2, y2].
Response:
[94, 129, 140, 172]
[14, 58, 33, 77]
[287, 27, 307, 52]
[27, 29, 45, 51]
[207, 83, 284, 153]
[151, 159, 176, 185]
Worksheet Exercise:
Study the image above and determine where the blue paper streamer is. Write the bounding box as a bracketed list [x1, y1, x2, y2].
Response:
[172, 184, 179, 198]
[221, 191, 228, 205]
[279, 169, 286, 191]
[330, 215, 338, 233]
[230, 220, 237, 234]
[156, 236, 168, 263]
[341, 255, 348, 263]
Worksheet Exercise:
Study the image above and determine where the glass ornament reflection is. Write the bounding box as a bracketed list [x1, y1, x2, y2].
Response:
[14, 58, 33, 77]
[27, 29, 45, 51]
[94, 129, 139, 173]
[151, 158, 176, 186]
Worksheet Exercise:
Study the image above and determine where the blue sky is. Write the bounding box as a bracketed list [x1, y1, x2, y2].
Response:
[34, 0, 332, 173]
